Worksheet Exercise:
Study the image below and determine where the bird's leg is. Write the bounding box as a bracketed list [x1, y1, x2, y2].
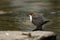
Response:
[32, 25, 43, 31]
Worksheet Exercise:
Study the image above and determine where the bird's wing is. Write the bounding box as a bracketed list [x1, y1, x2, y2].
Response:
[32, 15, 44, 25]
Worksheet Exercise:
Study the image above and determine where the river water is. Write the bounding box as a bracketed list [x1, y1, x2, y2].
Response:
[0, 0, 60, 40]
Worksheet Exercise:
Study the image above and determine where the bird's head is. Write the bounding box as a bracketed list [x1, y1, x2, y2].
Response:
[27, 12, 37, 21]
[27, 12, 36, 21]
[27, 12, 36, 16]
[29, 12, 36, 16]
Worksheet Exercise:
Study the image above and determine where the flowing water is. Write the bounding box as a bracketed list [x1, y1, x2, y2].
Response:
[0, 0, 60, 40]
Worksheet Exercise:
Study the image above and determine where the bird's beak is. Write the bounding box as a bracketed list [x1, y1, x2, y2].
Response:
[29, 15, 31, 16]
[27, 13, 29, 17]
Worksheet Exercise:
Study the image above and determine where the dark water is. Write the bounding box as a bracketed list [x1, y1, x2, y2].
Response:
[0, 0, 60, 40]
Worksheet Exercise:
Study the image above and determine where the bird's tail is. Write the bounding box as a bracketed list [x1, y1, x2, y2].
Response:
[41, 20, 50, 25]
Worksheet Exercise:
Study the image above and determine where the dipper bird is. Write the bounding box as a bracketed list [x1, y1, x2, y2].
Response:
[29, 12, 49, 31]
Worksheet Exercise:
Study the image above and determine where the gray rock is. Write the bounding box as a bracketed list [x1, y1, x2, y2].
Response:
[0, 31, 56, 40]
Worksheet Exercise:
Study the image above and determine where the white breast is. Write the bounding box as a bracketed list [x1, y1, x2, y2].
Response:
[29, 15, 32, 21]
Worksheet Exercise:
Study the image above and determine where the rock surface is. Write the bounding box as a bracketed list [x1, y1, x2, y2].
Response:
[0, 31, 56, 40]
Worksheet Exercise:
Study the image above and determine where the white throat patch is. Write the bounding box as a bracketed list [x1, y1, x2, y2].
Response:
[29, 15, 32, 21]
